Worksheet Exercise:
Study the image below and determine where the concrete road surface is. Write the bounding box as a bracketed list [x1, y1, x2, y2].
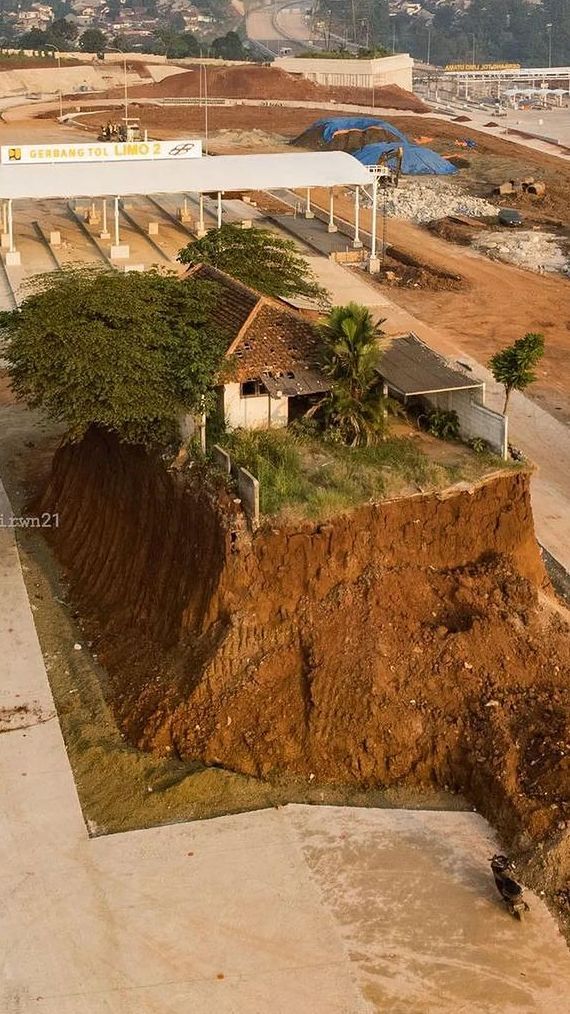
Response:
[2, 474, 570, 1013]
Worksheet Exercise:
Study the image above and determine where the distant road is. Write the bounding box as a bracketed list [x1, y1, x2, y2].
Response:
[245, 0, 313, 57]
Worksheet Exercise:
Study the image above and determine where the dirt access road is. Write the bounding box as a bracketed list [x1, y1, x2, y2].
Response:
[308, 186, 570, 427]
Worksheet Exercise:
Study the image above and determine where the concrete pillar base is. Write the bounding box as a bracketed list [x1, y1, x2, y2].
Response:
[178, 209, 193, 224]
[49, 231, 61, 247]
[87, 214, 100, 226]
[123, 263, 144, 273]
[327, 224, 338, 234]
[148, 222, 159, 236]
[99, 230, 111, 241]
[352, 238, 363, 249]
[195, 227, 207, 239]
[110, 244, 130, 260]
[6, 250, 21, 266]
[368, 256, 381, 274]
[1, 233, 10, 249]
[304, 210, 315, 219]
[240, 219, 252, 230]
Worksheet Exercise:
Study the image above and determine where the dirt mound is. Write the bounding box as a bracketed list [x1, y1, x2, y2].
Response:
[453, 115, 472, 123]
[112, 66, 428, 111]
[38, 427, 570, 864]
[294, 121, 404, 151]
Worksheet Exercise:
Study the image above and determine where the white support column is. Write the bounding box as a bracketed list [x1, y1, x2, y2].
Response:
[100, 198, 109, 240]
[197, 193, 206, 237]
[217, 191, 222, 229]
[369, 174, 380, 274]
[0, 200, 8, 250]
[304, 187, 314, 219]
[110, 196, 129, 260]
[353, 187, 362, 249]
[327, 189, 338, 233]
[7, 198, 14, 252]
[5, 198, 20, 265]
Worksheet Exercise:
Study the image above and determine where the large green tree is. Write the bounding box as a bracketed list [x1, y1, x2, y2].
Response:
[488, 332, 545, 414]
[1, 269, 226, 445]
[79, 28, 106, 53]
[317, 303, 390, 446]
[177, 224, 327, 302]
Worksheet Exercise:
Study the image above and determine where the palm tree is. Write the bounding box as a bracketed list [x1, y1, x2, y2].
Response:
[317, 303, 390, 446]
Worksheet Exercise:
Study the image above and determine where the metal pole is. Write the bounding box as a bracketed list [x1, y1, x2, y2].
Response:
[306, 187, 311, 215]
[58, 52, 62, 119]
[217, 192, 222, 229]
[426, 28, 431, 65]
[114, 196, 120, 246]
[183, 196, 188, 216]
[1, 200, 7, 235]
[203, 64, 209, 156]
[328, 189, 334, 228]
[123, 55, 128, 122]
[371, 174, 378, 259]
[7, 198, 14, 253]
[198, 193, 205, 232]
[353, 186, 360, 246]
[102, 199, 107, 234]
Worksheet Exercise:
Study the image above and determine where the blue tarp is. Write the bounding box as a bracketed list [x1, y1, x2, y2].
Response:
[353, 141, 457, 175]
[314, 117, 409, 144]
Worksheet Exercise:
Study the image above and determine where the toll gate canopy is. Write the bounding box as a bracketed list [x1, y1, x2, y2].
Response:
[0, 151, 371, 200]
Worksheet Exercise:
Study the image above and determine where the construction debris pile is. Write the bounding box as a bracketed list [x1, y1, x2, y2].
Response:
[473, 229, 569, 274]
[495, 177, 546, 198]
[367, 178, 497, 224]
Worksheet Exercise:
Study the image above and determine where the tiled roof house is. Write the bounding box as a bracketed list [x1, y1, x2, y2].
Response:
[186, 263, 330, 430]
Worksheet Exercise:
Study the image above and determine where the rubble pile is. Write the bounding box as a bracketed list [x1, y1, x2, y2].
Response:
[473, 229, 569, 274]
[371, 179, 497, 223]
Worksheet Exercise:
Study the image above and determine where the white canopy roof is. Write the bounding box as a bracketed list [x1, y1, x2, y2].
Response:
[0, 151, 371, 201]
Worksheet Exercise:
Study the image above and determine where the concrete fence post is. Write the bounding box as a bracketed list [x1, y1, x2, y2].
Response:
[237, 467, 260, 529]
[212, 444, 231, 474]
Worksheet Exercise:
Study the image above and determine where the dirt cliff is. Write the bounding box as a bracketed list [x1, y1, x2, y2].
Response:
[40, 428, 569, 850]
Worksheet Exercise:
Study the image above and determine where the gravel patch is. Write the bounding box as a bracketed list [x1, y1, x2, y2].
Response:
[473, 229, 570, 274]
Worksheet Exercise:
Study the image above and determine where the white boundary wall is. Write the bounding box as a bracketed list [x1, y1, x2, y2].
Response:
[427, 388, 508, 458]
[274, 53, 413, 91]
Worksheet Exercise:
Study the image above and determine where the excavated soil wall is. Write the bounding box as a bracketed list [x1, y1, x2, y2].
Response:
[40, 428, 569, 847]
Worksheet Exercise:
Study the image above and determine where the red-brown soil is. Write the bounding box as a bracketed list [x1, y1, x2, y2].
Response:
[39, 428, 570, 866]
[105, 65, 429, 112]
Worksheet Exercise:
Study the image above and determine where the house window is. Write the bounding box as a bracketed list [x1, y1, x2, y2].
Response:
[240, 380, 265, 398]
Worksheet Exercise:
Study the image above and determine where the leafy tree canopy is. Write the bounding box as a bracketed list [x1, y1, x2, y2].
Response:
[79, 28, 106, 53]
[488, 331, 545, 413]
[177, 224, 327, 302]
[1, 269, 227, 445]
[210, 31, 248, 61]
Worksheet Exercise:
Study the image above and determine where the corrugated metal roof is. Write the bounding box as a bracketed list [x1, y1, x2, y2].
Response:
[260, 369, 331, 398]
[377, 333, 483, 396]
[0, 151, 371, 201]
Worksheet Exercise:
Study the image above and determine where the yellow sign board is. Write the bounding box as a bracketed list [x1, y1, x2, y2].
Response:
[445, 62, 521, 73]
[0, 139, 202, 165]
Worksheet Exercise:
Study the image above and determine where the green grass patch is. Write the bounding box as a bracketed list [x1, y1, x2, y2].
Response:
[221, 427, 492, 521]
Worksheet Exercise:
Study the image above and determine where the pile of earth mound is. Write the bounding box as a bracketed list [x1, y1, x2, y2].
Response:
[39, 428, 570, 863]
[116, 66, 428, 111]
[294, 116, 414, 152]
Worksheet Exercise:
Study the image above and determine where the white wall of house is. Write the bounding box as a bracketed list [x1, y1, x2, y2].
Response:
[274, 54, 413, 92]
[223, 383, 289, 430]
